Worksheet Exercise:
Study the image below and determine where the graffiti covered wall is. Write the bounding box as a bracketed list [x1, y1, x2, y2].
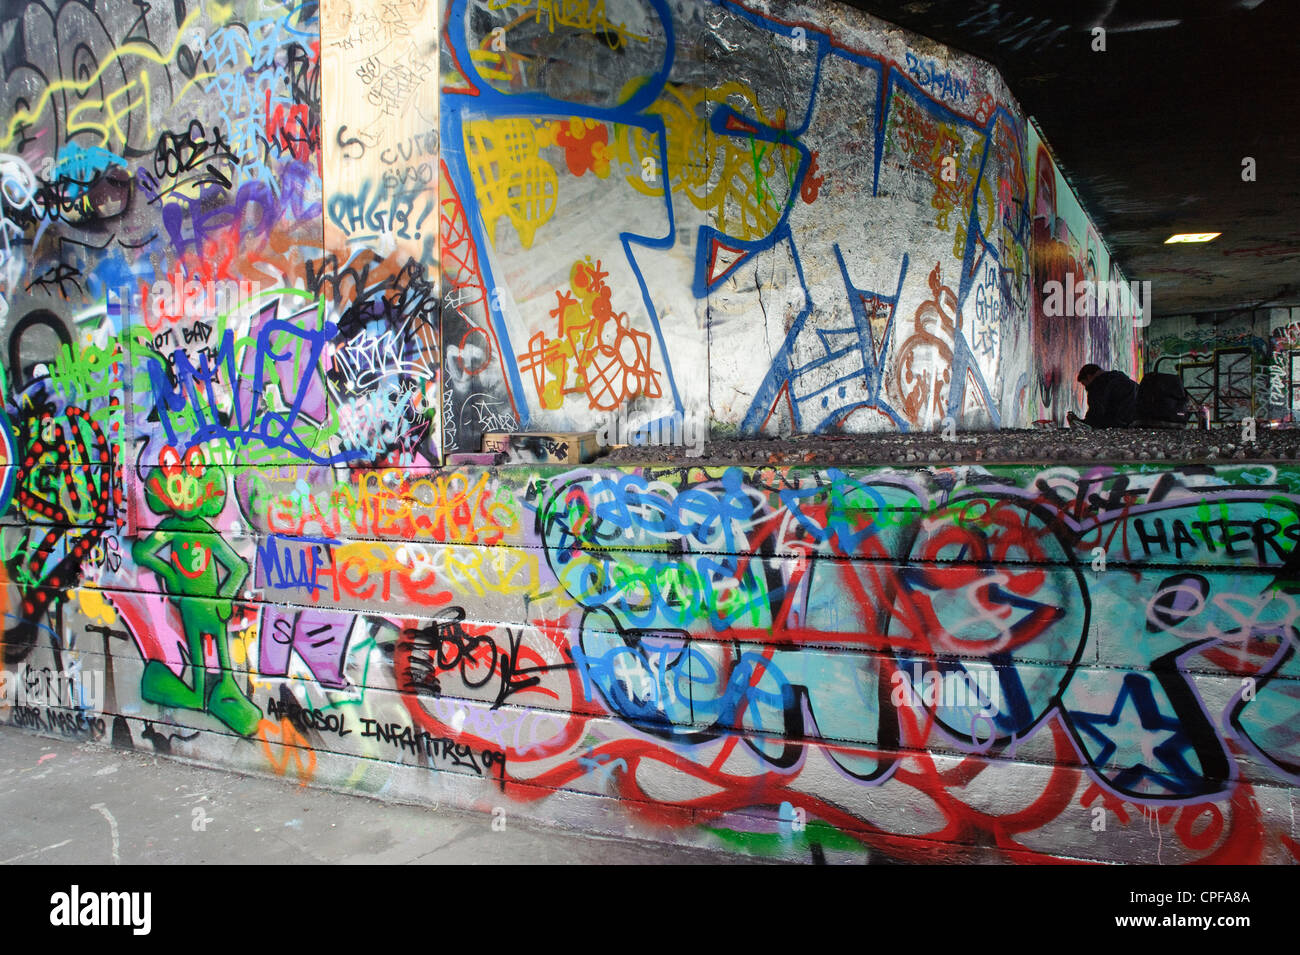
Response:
[6, 456, 1300, 863]
[9, 0, 1286, 867]
[436, 0, 1142, 445]
[1027, 126, 1143, 423]
[1148, 307, 1300, 423]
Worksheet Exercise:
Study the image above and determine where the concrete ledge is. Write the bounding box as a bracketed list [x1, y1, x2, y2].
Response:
[4, 460, 1298, 864]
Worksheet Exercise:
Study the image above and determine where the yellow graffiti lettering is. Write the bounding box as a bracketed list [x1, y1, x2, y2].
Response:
[485, 0, 649, 47]
[464, 117, 558, 249]
[0, 11, 199, 149]
[642, 82, 799, 240]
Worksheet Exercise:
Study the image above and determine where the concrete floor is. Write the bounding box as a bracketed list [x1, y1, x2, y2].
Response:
[0, 728, 770, 865]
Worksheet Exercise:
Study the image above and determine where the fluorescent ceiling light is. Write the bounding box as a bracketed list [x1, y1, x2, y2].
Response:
[1164, 232, 1221, 244]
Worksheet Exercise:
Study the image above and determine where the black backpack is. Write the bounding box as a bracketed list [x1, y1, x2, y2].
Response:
[1136, 372, 1195, 424]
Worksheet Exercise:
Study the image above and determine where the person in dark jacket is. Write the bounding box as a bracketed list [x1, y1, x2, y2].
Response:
[1067, 364, 1137, 429]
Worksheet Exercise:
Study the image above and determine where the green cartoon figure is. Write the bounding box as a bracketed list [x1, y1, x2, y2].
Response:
[133, 445, 260, 735]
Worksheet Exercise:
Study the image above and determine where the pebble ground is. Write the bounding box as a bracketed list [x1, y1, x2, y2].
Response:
[596, 424, 1300, 467]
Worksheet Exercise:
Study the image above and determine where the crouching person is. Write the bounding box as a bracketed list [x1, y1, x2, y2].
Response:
[1067, 363, 1137, 429]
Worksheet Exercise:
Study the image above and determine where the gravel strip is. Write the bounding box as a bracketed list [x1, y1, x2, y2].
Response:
[595, 424, 1300, 467]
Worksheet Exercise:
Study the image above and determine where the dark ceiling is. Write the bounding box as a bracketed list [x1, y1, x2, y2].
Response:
[840, 0, 1300, 316]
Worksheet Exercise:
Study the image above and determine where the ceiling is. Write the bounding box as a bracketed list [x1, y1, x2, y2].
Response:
[839, 0, 1300, 316]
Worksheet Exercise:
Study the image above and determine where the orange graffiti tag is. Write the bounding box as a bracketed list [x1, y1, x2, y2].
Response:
[257, 716, 318, 786]
[894, 262, 960, 428]
[543, 117, 611, 178]
[801, 150, 824, 204]
[516, 257, 662, 411]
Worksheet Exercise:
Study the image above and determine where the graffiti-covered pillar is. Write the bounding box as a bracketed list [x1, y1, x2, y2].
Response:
[320, 0, 442, 467]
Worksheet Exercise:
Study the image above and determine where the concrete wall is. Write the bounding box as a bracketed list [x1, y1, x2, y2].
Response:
[4, 456, 1300, 863]
[5, 0, 1292, 867]
[437, 0, 1143, 444]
